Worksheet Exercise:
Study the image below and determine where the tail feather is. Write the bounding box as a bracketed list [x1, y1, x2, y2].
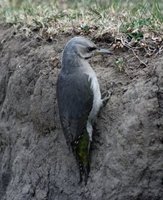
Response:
[79, 161, 90, 185]
[73, 130, 90, 185]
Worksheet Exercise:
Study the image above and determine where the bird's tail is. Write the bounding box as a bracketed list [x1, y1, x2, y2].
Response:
[73, 130, 91, 185]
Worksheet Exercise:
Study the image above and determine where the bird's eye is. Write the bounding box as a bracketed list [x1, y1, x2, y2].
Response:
[87, 47, 97, 52]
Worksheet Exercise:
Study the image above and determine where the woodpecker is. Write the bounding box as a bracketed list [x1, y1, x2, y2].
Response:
[57, 36, 112, 184]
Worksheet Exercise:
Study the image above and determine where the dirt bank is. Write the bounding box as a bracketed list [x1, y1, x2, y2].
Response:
[0, 24, 163, 200]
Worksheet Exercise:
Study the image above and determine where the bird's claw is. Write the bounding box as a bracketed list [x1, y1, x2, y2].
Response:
[102, 90, 112, 107]
[101, 82, 115, 106]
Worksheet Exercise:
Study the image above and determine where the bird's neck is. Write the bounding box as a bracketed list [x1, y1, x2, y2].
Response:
[62, 54, 86, 74]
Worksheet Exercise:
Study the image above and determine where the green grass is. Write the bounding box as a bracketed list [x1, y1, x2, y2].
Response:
[0, 0, 162, 38]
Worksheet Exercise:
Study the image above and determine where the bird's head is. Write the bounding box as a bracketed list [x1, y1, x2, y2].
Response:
[62, 36, 112, 60]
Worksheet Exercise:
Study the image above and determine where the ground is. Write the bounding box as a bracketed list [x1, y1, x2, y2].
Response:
[0, 22, 163, 200]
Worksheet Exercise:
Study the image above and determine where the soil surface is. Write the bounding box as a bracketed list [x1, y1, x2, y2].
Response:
[0, 24, 163, 200]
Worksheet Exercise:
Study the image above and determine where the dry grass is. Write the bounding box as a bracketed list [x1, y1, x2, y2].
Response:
[0, 0, 163, 60]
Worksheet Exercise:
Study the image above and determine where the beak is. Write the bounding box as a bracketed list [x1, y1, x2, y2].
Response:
[94, 48, 113, 56]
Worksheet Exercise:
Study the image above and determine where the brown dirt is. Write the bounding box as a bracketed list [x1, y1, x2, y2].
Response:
[0, 24, 163, 200]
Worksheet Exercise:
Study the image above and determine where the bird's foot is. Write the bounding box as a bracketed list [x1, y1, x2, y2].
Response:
[102, 90, 112, 106]
[101, 82, 115, 107]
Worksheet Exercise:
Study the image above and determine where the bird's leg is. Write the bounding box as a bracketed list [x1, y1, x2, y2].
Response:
[102, 90, 112, 106]
[101, 82, 115, 107]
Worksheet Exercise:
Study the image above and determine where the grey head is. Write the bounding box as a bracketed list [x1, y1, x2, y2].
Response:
[61, 36, 112, 71]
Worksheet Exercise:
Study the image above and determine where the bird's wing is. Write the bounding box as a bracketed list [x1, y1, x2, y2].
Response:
[57, 70, 93, 146]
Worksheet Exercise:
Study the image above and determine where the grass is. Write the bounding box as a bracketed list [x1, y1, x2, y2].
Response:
[0, 0, 162, 39]
[0, 1, 162, 71]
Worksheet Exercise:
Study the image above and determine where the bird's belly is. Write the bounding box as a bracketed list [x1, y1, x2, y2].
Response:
[88, 74, 102, 122]
[85, 73, 102, 141]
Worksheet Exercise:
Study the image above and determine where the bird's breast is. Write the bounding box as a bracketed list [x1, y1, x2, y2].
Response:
[83, 66, 102, 121]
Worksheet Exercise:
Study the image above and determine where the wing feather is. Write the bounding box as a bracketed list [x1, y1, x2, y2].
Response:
[57, 70, 93, 146]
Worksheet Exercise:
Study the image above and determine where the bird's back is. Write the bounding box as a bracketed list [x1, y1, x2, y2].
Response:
[57, 68, 93, 147]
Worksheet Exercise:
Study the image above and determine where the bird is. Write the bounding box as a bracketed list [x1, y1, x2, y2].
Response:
[57, 36, 112, 184]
